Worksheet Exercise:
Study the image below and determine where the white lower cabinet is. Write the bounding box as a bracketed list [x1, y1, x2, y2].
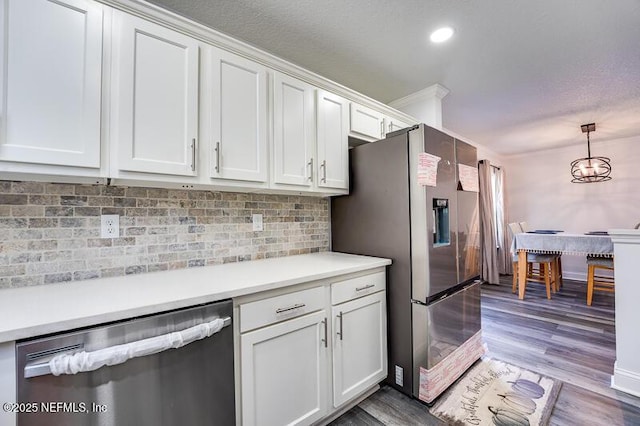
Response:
[240, 310, 329, 426]
[332, 290, 387, 407]
[237, 269, 387, 426]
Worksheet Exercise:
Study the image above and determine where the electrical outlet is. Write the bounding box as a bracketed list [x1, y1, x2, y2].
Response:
[395, 365, 403, 386]
[101, 214, 120, 238]
[252, 214, 263, 232]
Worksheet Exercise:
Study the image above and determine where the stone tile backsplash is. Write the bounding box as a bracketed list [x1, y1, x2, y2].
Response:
[0, 181, 330, 289]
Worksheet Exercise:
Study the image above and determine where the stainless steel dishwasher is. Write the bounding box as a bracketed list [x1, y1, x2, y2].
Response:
[16, 299, 235, 426]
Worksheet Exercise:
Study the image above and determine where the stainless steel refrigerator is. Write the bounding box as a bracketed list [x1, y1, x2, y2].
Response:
[331, 123, 483, 404]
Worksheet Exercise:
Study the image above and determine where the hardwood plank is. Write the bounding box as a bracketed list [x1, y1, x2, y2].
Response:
[327, 406, 385, 426]
[331, 276, 640, 425]
[357, 386, 444, 426]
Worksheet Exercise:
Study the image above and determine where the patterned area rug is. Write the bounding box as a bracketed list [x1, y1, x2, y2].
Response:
[429, 358, 561, 426]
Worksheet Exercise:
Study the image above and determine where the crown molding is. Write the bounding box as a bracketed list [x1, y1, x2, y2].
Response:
[389, 84, 450, 109]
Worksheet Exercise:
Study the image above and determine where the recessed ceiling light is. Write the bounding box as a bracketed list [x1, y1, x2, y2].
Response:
[430, 27, 454, 43]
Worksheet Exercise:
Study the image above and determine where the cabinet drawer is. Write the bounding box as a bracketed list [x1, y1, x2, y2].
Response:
[331, 272, 385, 305]
[240, 286, 325, 333]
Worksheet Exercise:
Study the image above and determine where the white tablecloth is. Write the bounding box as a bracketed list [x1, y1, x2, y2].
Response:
[512, 233, 613, 258]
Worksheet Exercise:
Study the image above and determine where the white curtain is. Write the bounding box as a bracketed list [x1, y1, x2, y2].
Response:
[493, 167, 512, 275]
[479, 160, 499, 284]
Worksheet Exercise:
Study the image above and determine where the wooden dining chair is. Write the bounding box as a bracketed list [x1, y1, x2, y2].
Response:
[586, 256, 614, 306]
[509, 222, 559, 299]
[519, 221, 563, 291]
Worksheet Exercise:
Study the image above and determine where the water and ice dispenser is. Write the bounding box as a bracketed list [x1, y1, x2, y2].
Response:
[432, 198, 450, 247]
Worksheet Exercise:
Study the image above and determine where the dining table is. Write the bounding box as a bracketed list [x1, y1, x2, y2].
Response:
[512, 231, 614, 300]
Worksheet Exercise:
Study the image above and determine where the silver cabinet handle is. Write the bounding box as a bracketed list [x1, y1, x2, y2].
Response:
[355, 284, 375, 292]
[24, 317, 232, 378]
[337, 312, 343, 340]
[275, 303, 305, 314]
[380, 121, 384, 138]
[214, 141, 221, 173]
[388, 121, 393, 132]
[321, 318, 327, 348]
[191, 138, 197, 172]
[307, 158, 314, 182]
[320, 160, 327, 183]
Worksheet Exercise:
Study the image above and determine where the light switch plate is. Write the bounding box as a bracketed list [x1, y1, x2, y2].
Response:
[252, 214, 263, 231]
[101, 214, 119, 238]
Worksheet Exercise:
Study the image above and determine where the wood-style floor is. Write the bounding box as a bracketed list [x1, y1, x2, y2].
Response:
[330, 276, 640, 426]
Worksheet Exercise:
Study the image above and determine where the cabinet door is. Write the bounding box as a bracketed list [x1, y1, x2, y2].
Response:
[241, 311, 328, 426]
[0, 0, 103, 168]
[316, 90, 348, 190]
[210, 48, 267, 182]
[273, 72, 315, 187]
[112, 11, 198, 176]
[332, 291, 387, 407]
[385, 117, 411, 135]
[350, 103, 384, 140]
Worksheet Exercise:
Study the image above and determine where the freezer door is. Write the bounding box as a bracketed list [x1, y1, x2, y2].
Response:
[409, 125, 459, 302]
[455, 139, 480, 282]
[411, 281, 481, 397]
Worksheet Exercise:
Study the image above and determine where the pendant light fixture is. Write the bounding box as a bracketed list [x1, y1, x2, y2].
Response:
[570, 123, 612, 183]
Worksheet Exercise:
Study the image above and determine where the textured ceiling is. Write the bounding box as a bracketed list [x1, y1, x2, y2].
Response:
[146, 0, 640, 155]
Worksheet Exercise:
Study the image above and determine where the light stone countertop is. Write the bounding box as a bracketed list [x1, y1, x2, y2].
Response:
[0, 252, 391, 343]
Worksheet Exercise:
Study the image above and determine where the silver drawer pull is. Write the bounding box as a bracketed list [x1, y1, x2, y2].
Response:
[215, 141, 221, 173]
[275, 303, 306, 314]
[191, 138, 197, 172]
[321, 318, 328, 348]
[355, 284, 375, 292]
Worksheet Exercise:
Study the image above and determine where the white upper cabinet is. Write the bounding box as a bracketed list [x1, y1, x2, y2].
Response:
[316, 90, 348, 191]
[272, 72, 315, 187]
[111, 10, 199, 177]
[349, 102, 384, 141]
[384, 117, 411, 135]
[208, 47, 268, 183]
[0, 0, 103, 168]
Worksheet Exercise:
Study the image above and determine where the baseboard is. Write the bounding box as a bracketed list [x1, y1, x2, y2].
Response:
[562, 271, 587, 282]
[611, 362, 640, 398]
